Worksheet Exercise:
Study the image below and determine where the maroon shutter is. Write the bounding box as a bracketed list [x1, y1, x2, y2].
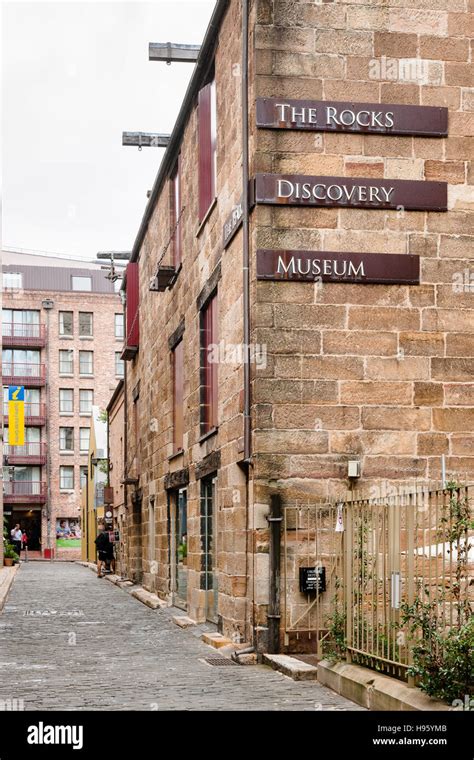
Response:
[198, 82, 213, 222]
[126, 262, 139, 348]
[173, 341, 184, 451]
[172, 157, 182, 268]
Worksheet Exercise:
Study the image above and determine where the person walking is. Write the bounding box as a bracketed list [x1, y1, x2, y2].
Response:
[94, 523, 115, 577]
[10, 524, 22, 556]
[21, 530, 28, 562]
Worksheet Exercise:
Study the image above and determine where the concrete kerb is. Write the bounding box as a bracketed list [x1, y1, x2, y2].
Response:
[317, 659, 450, 711]
[0, 564, 20, 613]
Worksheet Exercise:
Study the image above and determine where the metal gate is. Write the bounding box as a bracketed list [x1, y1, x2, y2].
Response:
[282, 486, 473, 680]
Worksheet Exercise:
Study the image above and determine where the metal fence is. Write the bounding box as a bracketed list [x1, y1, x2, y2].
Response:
[282, 484, 473, 682]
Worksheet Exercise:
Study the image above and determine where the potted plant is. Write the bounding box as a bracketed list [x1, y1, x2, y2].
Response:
[4, 543, 19, 567]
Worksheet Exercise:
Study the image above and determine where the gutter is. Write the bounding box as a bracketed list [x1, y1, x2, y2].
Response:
[129, 0, 230, 264]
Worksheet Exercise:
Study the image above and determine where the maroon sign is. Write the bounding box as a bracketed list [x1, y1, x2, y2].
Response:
[256, 98, 448, 137]
[257, 250, 420, 285]
[254, 174, 447, 212]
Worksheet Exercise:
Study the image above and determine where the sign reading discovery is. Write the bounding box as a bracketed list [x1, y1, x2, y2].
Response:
[253, 174, 447, 212]
[256, 98, 448, 137]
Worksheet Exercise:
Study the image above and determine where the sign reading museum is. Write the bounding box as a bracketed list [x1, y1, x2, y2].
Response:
[257, 250, 420, 286]
[256, 98, 448, 137]
[254, 174, 447, 212]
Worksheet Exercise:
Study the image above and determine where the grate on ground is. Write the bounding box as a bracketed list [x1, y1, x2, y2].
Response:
[202, 657, 237, 666]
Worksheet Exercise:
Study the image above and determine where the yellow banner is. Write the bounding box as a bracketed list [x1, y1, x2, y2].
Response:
[8, 400, 25, 445]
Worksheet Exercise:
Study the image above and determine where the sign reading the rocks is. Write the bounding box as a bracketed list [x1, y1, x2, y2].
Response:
[254, 174, 447, 212]
[256, 98, 448, 137]
[256, 249, 420, 285]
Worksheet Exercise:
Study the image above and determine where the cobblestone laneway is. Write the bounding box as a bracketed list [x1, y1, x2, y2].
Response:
[0, 563, 363, 711]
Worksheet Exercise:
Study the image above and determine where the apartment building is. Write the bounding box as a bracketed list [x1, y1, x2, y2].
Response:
[114, 0, 473, 652]
[2, 252, 123, 559]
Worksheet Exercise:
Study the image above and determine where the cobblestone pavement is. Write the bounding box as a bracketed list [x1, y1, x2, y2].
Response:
[0, 563, 363, 711]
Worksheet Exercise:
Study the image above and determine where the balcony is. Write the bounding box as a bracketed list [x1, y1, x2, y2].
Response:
[3, 481, 47, 504]
[1, 363, 46, 387]
[2, 323, 46, 348]
[3, 402, 46, 426]
[3, 442, 47, 465]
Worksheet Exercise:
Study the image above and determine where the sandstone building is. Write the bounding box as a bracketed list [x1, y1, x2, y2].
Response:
[116, 0, 473, 652]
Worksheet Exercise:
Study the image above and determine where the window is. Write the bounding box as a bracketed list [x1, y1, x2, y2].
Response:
[172, 340, 184, 451]
[2, 272, 23, 289]
[71, 276, 91, 291]
[79, 427, 90, 453]
[60, 466, 74, 490]
[171, 159, 182, 268]
[80, 465, 88, 488]
[115, 352, 124, 377]
[59, 311, 73, 336]
[59, 350, 73, 374]
[79, 389, 93, 415]
[79, 312, 93, 337]
[198, 78, 217, 222]
[59, 427, 74, 452]
[200, 294, 218, 433]
[2, 310, 40, 338]
[114, 313, 124, 339]
[79, 351, 93, 375]
[59, 389, 73, 414]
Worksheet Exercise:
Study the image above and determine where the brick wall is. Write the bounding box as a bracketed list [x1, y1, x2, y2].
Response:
[3, 287, 122, 556]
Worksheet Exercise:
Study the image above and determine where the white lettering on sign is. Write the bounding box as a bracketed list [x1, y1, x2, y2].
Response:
[275, 103, 394, 129]
[277, 255, 366, 279]
[276, 179, 395, 205]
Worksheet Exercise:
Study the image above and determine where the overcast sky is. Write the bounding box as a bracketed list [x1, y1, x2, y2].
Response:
[2, 0, 215, 260]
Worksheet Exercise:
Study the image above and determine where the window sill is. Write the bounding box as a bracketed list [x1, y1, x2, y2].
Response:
[196, 197, 217, 238]
[79, 335, 93, 340]
[59, 373, 74, 378]
[59, 451, 75, 456]
[115, 375, 124, 379]
[79, 374, 94, 379]
[59, 335, 73, 340]
[59, 489, 75, 494]
[168, 262, 182, 290]
[79, 412, 92, 417]
[168, 448, 184, 462]
[198, 426, 218, 444]
[59, 412, 74, 416]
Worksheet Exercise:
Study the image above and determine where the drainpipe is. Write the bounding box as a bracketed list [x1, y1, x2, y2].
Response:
[267, 493, 282, 654]
[242, 0, 250, 465]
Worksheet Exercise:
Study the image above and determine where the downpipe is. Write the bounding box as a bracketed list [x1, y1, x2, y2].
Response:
[267, 493, 282, 654]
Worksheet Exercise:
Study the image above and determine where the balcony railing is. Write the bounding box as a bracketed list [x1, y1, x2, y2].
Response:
[1, 363, 46, 386]
[3, 402, 46, 425]
[4, 442, 47, 465]
[3, 481, 47, 503]
[2, 323, 46, 347]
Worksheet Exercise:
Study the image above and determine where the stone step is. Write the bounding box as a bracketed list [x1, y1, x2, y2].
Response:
[172, 615, 196, 628]
[201, 632, 232, 649]
[131, 588, 165, 610]
[263, 653, 319, 681]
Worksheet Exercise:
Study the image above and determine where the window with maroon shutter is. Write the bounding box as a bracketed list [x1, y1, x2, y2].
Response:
[122, 262, 139, 359]
[200, 294, 218, 433]
[198, 79, 216, 223]
[171, 158, 182, 269]
[172, 340, 184, 452]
